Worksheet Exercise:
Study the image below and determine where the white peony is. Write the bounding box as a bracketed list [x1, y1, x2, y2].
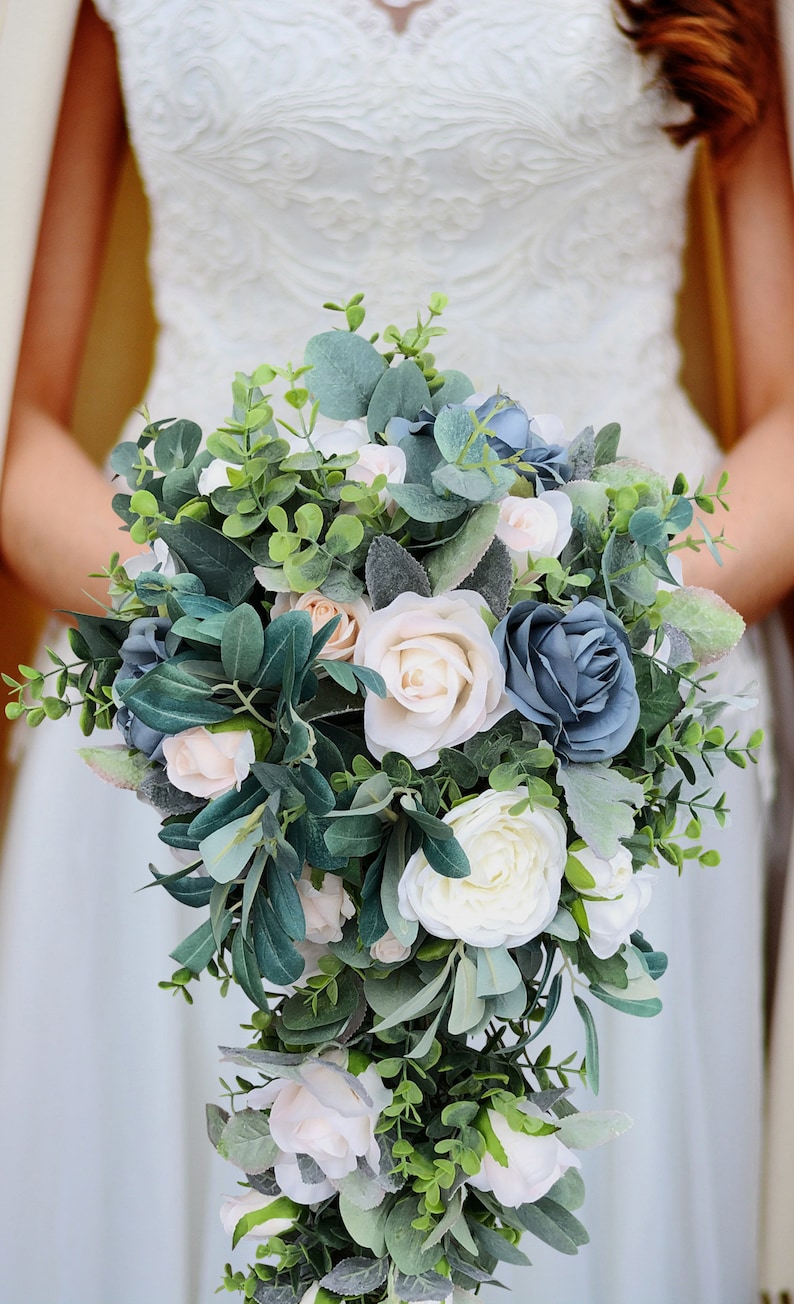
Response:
[296, 867, 356, 945]
[310, 416, 370, 459]
[468, 1104, 579, 1207]
[345, 441, 407, 510]
[247, 1056, 393, 1184]
[162, 725, 255, 799]
[219, 1189, 298, 1241]
[353, 590, 510, 769]
[198, 457, 238, 496]
[575, 845, 655, 960]
[495, 491, 572, 567]
[370, 929, 412, 965]
[268, 589, 370, 661]
[398, 787, 567, 948]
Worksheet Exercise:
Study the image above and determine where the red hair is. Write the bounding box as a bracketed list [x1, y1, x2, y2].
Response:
[617, 0, 776, 153]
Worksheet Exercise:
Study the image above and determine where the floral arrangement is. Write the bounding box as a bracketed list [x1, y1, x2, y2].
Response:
[5, 295, 761, 1304]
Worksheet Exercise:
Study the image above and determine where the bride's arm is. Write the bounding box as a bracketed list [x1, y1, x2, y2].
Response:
[0, 0, 147, 615]
[681, 85, 794, 624]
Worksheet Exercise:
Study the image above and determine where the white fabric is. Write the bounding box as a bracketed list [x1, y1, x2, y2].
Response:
[0, 0, 80, 481]
[0, 2, 773, 1302]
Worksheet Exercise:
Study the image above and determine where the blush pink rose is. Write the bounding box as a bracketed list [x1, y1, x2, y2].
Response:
[162, 726, 255, 799]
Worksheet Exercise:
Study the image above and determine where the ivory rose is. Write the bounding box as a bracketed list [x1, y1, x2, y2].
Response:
[345, 441, 407, 509]
[353, 590, 509, 768]
[219, 1189, 298, 1241]
[398, 787, 567, 948]
[468, 1104, 579, 1207]
[198, 457, 238, 496]
[310, 416, 369, 459]
[162, 725, 255, 799]
[370, 929, 412, 965]
[269, 590, 370, 661]
[296, 867, 356, 945]
[575, 845, 655, 959]
[247, 1056, 393, 1185]
[495, 490, 572, 567]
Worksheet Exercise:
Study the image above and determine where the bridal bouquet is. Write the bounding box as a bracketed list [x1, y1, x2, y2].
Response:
[6, 295, 759, 1303]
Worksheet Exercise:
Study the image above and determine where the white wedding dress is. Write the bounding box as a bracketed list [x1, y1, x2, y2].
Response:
[0, 2, 772, 1302]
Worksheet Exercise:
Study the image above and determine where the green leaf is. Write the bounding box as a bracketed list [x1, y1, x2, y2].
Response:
[448, 951, 485, 1035]
[230, 1195, 299, 1249]
[170, 917, 228, 974]
[267, 862, 306, 941]
[555, 1110, 633, 1149]
[257, 611, 314, 689]
[367, 359, 431, 437]
[206, 1102, 229, 1150]
[380, 825, 420, 948]
[199, 811, 263, 884]
[470, 1220, 532, 1266]
[77, 745, 153, 791]
[252, 894, 307, 987]
[365, 534, 431, 609]
[372, 951, 455, 1035]
[574, 995, 600, 1095]
[221, 603, 265, 683]
[325, 513, 365, 557]
[158, 519, 255, 606]
[386, 483, 467, 523]
[339, 1198, 390, 1257]
[593, 422, 621, 467]
[320, 1258, 389, 1296]
[428, 370, 475, 413]
[556, 762, 644, 861]
[217, 1109, 280, 1174]
[231, 927, 271, 1011]
[425, 504, 500, 595]
[384, 1199, 440, 1276]
[633, 655, 683, 738]
[432, 404, 477, 462]
[153, 418, 202, 472]
[661, 586, 745, 664]
[325, 812, 384, 858]
[475, 945, 522, 998]
[305, 331, 387, 419]
[546, 1167, 586, 1212]
[422, 832, 470, 879]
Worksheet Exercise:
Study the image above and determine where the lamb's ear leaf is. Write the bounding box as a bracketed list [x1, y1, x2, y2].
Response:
[462, 536, 513, 619]
[365, 534, 431, 608]
[425, 503, 500, 597]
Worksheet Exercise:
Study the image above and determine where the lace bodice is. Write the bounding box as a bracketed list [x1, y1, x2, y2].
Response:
[96, 0, 716, 483]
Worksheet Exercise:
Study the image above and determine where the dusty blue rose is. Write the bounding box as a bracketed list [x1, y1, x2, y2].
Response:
[492, 599, 640, 763]
[114, 617, 172, 762]
[474, 396, 572, 492]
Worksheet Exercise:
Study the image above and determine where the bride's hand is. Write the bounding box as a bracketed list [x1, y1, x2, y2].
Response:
[0, 0, 148, 615]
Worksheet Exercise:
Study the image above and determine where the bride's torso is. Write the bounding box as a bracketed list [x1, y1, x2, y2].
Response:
[96, 0, 715, 484]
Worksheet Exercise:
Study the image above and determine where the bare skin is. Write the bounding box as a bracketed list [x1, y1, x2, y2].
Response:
[2, 1, 794, 622]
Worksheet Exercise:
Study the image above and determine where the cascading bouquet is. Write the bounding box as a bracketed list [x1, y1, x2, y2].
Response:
[6, 294, 761, 1304]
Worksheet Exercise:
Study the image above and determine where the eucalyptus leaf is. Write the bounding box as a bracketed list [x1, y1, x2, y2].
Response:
[385, 1199, 441, 1276]
[305, 331, 387, 419]
[158, 519, 255, 605]
[425, 504, 500, 595]
[367, 360, 431, 437]
[387, 483, 468, 523]
[475, 945, 522, 998]
[555, 1110, 633, 1149]
[448, 951, 485, 1035]
[217, 1109, 279, 1174]
[320, 1257, 388, 1296]
[221, 603, 265, 683]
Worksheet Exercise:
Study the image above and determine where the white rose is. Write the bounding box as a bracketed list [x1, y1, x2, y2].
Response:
[345, 441, 407, 509]
[353, 590, 510, 769]
[247, 1057, 393, 1183]
[370, 929, 412, 965]
[468, 1104, 579, 1207]
[219, 1189, 298, 1241]
[121, 537, 178, 581]
[198, 457, 238, 496]
[273, 1152, 334, 1204]
[495, 491, 572, 567]
[296, 867, 356, 945]
[576, 845, 655, 960]
[529, 412, 566, 445]
[162, 725, 255, 799]
[398, 787, 567, 948]
[310, 416, 370, 459]
[268, 590, 370, 661]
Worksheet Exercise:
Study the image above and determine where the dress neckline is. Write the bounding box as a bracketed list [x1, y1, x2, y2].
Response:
[367, 0, 436, 35]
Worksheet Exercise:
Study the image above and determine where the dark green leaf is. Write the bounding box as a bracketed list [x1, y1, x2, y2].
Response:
[221, 603, 265, 683]
[158, 519, 255, 605]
